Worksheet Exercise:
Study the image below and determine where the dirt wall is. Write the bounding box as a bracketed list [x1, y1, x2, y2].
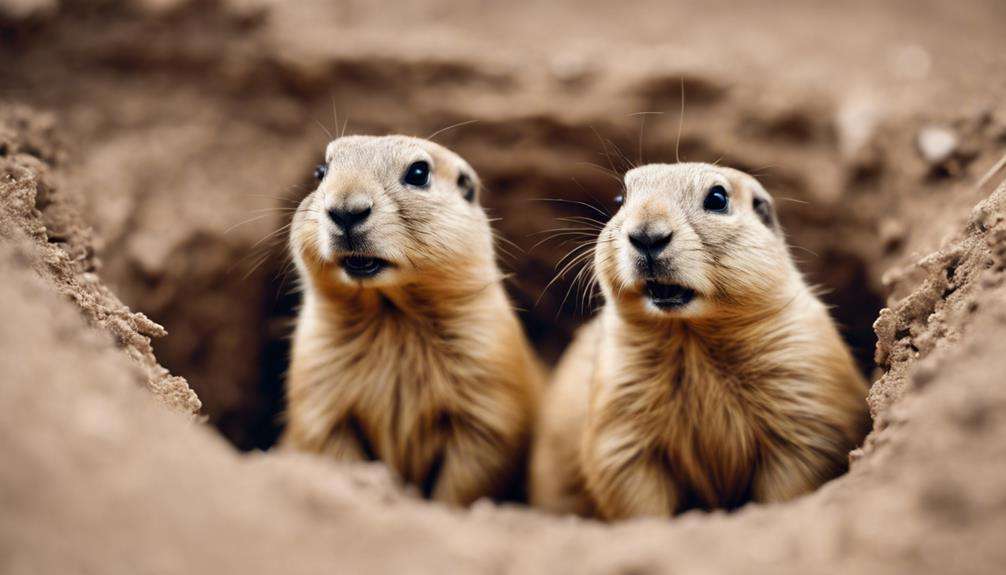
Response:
[2, 1, 1006, 572]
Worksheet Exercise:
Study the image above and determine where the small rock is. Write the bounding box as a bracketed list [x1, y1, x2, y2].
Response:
[836, 98, 880, 162]
[916, 126, 958, 165]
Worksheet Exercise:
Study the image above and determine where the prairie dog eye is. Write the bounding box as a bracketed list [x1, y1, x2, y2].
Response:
[403, 161, 431, 188]
[703, 185, 729, 213]
[313, 163, 328, 182]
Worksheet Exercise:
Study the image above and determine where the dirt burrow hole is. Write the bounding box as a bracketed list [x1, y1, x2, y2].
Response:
[182, 94, 890, 464]
[2, 6, 903, 474]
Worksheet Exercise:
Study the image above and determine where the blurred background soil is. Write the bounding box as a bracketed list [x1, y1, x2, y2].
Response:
[2, 1, 1006, 572]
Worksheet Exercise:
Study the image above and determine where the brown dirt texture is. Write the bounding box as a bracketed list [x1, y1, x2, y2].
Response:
[2, 0, 1006, 573]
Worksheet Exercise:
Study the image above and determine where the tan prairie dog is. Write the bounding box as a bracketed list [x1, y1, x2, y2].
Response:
[283, 135, 542, 505]
[531, 163, 870, 520]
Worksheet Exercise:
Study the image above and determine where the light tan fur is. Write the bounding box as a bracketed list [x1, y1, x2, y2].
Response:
[283, 135, 542, 506]
[531, 163, 870, 520]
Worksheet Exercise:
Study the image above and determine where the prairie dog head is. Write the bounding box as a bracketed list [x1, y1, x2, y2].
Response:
[595, 162, 794, 320]
[291, 135, 492, 291]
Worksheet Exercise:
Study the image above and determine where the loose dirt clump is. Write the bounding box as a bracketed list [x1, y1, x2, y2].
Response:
[0, 105, 199, 414]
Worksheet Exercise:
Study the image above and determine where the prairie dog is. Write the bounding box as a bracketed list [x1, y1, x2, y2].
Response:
[283, 135, 542, 505]
[530, 163, 870, 520]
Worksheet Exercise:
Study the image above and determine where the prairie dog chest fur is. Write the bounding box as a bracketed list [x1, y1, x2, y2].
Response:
[591, 300, 836, 510]
[291, 288, 530, 482]
[283, 135, 541, 505]
[595, 317, 759, 505]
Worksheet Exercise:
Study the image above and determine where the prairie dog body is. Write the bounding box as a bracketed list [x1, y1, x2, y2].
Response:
[283, 135, 542, 505]
[531, 163, 869, 519]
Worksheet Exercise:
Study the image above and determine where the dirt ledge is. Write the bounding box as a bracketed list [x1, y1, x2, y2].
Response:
[0, 106, 199, 415]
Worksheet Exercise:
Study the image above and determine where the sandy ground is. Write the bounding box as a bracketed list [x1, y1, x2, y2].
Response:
[2, 0, 1006, 572]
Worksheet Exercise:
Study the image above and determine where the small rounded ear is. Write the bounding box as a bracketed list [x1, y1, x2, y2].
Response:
[457, 171, 479, 203]
[752, 193, 780, 234]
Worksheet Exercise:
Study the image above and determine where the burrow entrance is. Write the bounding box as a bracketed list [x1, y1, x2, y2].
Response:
[231, 118, 889, 454]
[1, 6, 899, 458]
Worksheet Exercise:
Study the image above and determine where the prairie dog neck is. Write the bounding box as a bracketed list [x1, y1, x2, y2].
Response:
[304, 254, 507, 317]
[300, 269, 515, 349]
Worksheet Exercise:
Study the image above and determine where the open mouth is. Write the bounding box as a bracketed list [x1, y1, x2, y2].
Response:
[644, 281, 696, 309]
[340, 256, 391, 279]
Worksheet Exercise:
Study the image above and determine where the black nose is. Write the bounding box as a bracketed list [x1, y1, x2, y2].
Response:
[328, 205, 372, 231]
[628, 229, 672, 257]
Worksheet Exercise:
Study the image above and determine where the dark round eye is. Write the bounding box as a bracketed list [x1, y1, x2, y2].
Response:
[313, 163, 328, 182]
[703, 185, 729, 213]
[614, 194, 624, 206]
[403, 161, 431, 188]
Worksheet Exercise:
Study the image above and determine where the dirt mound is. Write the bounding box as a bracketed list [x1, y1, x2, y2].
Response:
[2, 0, 1006, 571]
